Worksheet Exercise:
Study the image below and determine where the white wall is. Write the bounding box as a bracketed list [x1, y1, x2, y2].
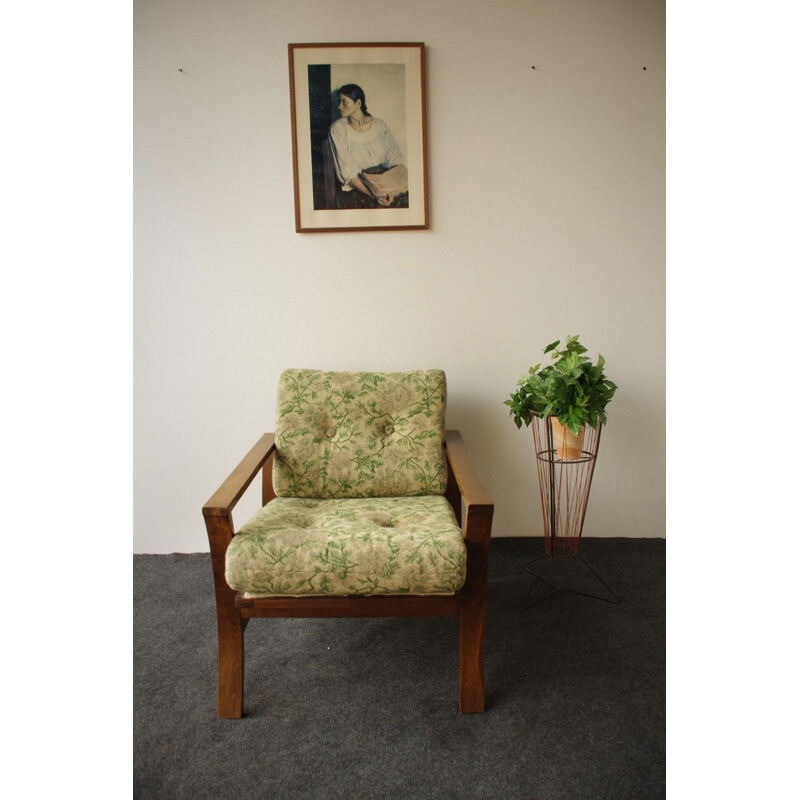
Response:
[134, 0, 665, 553]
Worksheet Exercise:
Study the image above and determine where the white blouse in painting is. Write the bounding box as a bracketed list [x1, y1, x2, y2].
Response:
[328, 116, 405, 188]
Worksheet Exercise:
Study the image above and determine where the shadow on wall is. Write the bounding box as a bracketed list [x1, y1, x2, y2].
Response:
[446, 395, 500, 450]
[445, 394, 506, 501]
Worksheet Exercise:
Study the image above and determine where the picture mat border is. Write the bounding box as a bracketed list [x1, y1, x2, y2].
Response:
[289, 42, 428, 232]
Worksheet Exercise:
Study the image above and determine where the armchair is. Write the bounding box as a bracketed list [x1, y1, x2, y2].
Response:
[202, 369, 493, 717]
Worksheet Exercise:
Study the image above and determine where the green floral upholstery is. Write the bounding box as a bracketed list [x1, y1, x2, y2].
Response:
[272, 369, 448, 499]
[225, 370, 463, 598]
[227, 496, 466, 596]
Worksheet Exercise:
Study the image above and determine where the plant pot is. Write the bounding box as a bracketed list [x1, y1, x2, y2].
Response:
[549, 417, 586, 461]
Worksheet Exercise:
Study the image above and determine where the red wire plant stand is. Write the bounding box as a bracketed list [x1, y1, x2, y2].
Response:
[518, 415, 619, 610]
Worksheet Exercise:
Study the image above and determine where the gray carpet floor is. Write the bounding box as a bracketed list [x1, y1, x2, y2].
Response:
[134, 537, 665, 799]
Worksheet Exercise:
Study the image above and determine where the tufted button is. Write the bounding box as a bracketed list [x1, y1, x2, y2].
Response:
[326, 427, 337, 439]
[383, 424, 394, 436]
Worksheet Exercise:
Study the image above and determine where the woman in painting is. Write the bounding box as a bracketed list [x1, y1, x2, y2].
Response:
[328, 84, 408, 208]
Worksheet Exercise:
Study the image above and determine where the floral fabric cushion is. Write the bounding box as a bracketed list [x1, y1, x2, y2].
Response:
[273, 369, 447, 499]
[226, 496, 466, 596]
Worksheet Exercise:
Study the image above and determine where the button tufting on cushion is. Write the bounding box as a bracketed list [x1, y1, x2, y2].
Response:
[226, 495, 466, 596]
[273, 370, 447, 499]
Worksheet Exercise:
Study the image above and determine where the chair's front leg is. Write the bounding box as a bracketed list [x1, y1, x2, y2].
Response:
[202, 435, 275, 719]
[205, 513, 245, 718]
[459, 509, 492, 713]
[459, 597, 485, 712]
[217, 599, 245, 719]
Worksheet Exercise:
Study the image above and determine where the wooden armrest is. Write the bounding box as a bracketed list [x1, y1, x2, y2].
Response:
[203, 433, 276, 517]
[445, 430, 493, 515]
[445, 430, 492, 604]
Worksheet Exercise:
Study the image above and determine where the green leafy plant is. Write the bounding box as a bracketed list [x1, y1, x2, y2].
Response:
[505, 335, 618, 435]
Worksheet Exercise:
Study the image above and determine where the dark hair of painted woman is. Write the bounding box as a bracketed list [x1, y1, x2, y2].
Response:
[337, 84, 368, 115]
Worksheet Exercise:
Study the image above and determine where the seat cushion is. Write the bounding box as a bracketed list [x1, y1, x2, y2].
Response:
[272, 369, 447, 499]
[226, 496, 466, 596]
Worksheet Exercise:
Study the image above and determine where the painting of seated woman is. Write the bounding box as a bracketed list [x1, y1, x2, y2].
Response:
[292, 45, 427, 231]
[326, 84, 409, 210]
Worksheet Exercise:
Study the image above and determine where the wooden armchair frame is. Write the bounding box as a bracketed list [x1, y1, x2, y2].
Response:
[202, 429, 493, 717]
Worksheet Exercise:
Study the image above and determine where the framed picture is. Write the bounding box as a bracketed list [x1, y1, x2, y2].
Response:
[288, 43, 429, 233]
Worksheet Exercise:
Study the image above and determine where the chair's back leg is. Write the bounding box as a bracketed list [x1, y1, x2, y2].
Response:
[445, 457, 463, 527]
[262, 451, 277, 506]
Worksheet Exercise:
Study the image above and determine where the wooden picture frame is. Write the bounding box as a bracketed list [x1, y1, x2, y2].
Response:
[288, 43, 429, 233]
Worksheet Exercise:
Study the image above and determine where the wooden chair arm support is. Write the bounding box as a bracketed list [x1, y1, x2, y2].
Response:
[445, 430, 491, 713]
[445, 430, 493, 516]
[202, 433, 276, 518]
[445, 429, 493, 561]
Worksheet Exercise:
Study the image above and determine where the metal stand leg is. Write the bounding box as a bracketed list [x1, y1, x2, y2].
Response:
[519, 417, 619, 611]
[517, 550, 619, 611]
[516, 554, 558, 611]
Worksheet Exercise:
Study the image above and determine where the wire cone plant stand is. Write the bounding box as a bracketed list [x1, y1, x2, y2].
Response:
[518, 415, 619, 610]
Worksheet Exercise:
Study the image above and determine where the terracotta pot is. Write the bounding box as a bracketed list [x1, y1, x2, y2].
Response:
[550, 417, 586, 461]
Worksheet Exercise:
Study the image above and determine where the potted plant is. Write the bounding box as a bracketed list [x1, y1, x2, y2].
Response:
[505, 335, 618, 460]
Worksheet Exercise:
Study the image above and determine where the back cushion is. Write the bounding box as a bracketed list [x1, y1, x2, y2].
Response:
[273, 369, 447, 499]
